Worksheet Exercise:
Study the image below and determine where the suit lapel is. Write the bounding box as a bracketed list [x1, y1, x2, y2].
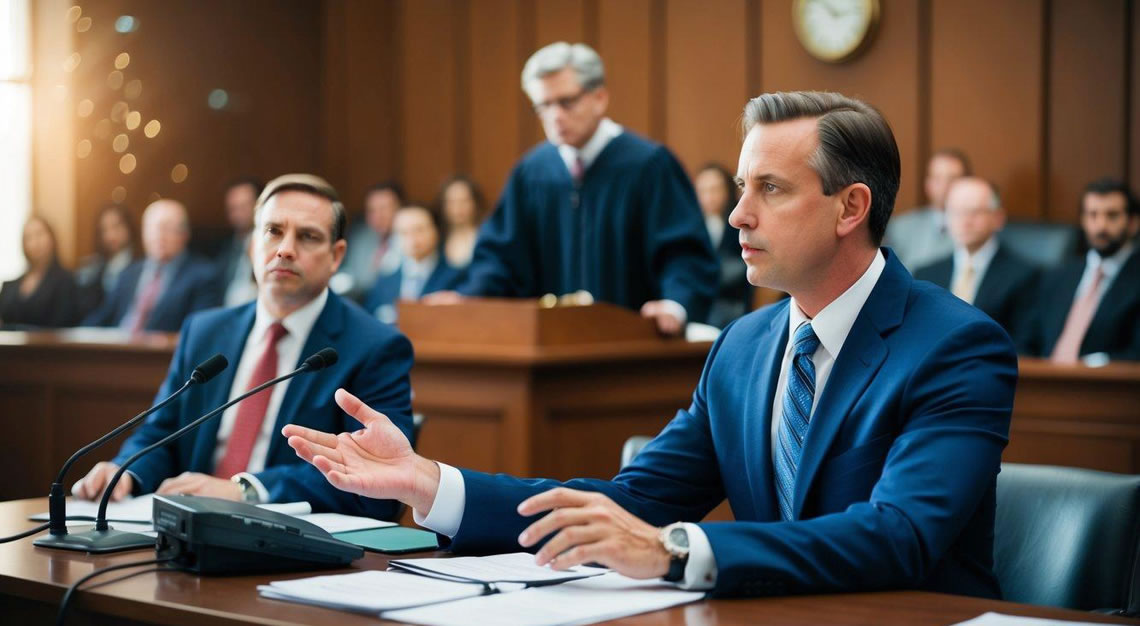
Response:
[973, 247, 1009, 314]
[749, 302, 789, 521]
[190, 304, 256, 472]
[1084, 250, 1140, 349]
[264, 293, 345, 464]
[792, 252, 906, 519]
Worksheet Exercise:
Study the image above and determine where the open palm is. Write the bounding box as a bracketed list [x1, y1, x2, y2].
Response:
[283, 388, 418, 502]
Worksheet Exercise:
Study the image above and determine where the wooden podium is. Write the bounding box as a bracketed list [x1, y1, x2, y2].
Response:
[397, 299, 713, 480]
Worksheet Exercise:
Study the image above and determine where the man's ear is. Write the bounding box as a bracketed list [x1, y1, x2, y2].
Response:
[836, 182, 872, 239]
[330, 239, 348, 271]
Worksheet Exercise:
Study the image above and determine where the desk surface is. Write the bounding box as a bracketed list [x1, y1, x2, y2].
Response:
[1, 499, 1135, 625]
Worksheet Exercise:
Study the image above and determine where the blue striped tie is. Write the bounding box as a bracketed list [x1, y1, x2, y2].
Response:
[775, 322, 820, 521]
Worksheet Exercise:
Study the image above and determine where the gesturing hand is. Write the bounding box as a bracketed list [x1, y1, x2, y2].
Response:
[517, 488, 671, 580]
[283, 388, 441, 513]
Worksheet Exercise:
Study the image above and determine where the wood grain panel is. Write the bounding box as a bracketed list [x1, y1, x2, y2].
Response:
[535, 0, 585, 48]
[401, 0, 459, 205]
[1048, 0, 1127, 223]
[760, 0, 921, 215]
[468, 0, 522, 207]
[665, 0, 749, 173]
[930, 0, 1044, 221]
[597, 0, 653, 137]
[1132, 0, 1140, 192]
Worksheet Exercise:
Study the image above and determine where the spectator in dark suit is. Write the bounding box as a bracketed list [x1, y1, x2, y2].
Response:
[1022, 178, 1140, 362]
[75, 204, 139, 318]
[0, 215, 80, 328]
[217, 177, 264, 307]
[334, 182, 404, 301]
[695, 163, 753, 328]
[365, 206, 461, 324]
[913, 177, 1037, 343]
[82, 199, 221, 332]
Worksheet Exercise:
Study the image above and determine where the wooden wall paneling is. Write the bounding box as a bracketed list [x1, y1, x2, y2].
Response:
[468, 0, 522, 206]
[1131, 0, 1140, 192]
[320, 0, 350, 199]
[1048, 0, 1127, 223]
[664, 0, 749, 174]
[930, 0, 1044, 221]
[759, 0, 921, 216]
[534, 0, 585, 49]
[400, 0, 459, 205]
[597, 0, 653, 138]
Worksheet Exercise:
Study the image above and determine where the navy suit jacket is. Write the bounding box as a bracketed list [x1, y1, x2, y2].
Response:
[445, 250, 1017, 598]
[112, 291, 414, 519]
[83, 254, 222, 332]
[913, 243, 1039, 346]
[363, 260, 463, 316]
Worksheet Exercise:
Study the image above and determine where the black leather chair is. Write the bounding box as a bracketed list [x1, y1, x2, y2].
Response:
[994, 463, 1140, 616]
[999, 221, 1080, 269]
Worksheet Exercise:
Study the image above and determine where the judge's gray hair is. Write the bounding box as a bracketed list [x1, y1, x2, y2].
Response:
[520, 42, 605, 93]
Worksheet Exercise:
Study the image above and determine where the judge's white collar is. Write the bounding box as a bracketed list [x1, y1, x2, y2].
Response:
[557, 118, 623, 174]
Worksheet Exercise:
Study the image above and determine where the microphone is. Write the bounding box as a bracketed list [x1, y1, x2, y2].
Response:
[51, 348, 338, 553]
[34, 354, 229, 552]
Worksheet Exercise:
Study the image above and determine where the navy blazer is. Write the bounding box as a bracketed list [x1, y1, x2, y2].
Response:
[82, 254, 222, 332]
[112, 291, 414, 519]
[445, 250, 1017, 598]
[363, 259, 463, 317]
[1021, 250, 1140, 360]
[913, 243, 1039, 346]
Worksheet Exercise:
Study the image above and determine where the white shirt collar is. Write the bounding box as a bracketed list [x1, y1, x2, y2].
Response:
[403, 252, 439, 279]
[787, 250, 887, 361]
[1087, 241, 1135, 280]
[953, 235, 1000, 276]
[558, 118, 623, 174]
[252, 287, 328, 347]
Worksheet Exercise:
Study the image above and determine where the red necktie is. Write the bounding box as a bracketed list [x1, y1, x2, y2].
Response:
[1050, 267, 1105, 363]
[214, 322, 289, 477]
[129, 266, 164, 332]
[570, 155, 585, 184]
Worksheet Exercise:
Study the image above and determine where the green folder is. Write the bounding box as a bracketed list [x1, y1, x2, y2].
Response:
[333, 526, 440, 554]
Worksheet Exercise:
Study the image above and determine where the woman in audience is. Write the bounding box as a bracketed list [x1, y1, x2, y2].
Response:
[75, 204, 137, 315]
[0, 216, 80, 328]
[694, 162, 753, 328]
[435, 175, 486, 269]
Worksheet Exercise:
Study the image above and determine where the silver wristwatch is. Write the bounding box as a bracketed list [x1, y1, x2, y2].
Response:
[231, 474, 260, 503]
[660, 522, 690, 582]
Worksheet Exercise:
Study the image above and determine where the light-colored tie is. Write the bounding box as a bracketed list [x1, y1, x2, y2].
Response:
[569, 155, 585, 185]
[1051, 267, 1105, 363]
[774, 322, 820, 522]
[951, 263, 976, 303]
[214, 322, 289, 478]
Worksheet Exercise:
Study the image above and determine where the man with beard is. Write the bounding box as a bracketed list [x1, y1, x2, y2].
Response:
[1022, 178, 1140, 362]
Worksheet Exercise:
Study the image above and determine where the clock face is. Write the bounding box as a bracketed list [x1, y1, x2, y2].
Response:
[793, 0, 880, 63]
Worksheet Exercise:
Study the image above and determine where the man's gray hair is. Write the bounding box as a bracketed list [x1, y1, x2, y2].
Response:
[520, 42, 605, 92]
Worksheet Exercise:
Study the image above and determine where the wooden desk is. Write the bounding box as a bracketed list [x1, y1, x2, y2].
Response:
[1, 498, 1135, 625]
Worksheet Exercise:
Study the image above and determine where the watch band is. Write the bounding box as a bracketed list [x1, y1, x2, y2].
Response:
[664, 553, 688, 582]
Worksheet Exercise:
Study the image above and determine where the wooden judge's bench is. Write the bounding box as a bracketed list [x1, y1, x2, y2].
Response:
[1, 299, 1139, 503]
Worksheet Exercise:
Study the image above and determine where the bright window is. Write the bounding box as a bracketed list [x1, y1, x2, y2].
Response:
[0, 0, 32, 281]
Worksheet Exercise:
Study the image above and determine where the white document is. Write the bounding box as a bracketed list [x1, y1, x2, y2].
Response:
[953, 612, 1104, 626]
[298, 512, 395, 534]
[384, 571, 704, 626]
[389, 552, 608, 585]
[258, 570, 506, 613]
[32, 495, 312, 524]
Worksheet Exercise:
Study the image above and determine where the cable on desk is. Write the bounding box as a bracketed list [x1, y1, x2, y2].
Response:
[55, 556, 176, 626]
[0, 516, 133, 544]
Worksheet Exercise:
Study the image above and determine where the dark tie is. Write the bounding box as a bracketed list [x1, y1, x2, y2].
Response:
[214, 322, 288, 478]
[774, 322, 820, 521]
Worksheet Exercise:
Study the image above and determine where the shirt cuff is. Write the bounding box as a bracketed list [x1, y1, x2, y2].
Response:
[412, 462, 466, 538]
[236, 472, 270, 504]
[660, 300, 688, 326]
[678, 523, 717, 590]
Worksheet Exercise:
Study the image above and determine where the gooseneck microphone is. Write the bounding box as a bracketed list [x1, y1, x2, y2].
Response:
[53, 348, 338, 553]
[34, 355, 229, 552]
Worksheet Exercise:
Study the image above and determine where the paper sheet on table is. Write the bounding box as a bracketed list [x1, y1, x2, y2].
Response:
[389, 552, 607, 585]
[953, 612, 1104, 626]
[298, 512, 395, 533]
[31, 494, 312, 523]
[383, 571, 703, 626]
[257, 570, 511, 613]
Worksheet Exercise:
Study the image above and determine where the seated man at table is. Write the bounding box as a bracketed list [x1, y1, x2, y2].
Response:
[82, 199, 221, 332]
[364, 205, 462, 324]
[73, 174, 413, 519]
[285, 92, 1018, 597]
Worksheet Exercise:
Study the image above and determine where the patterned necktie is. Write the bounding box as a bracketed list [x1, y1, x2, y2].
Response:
[214, 322, 289, 478]
[951, 263, 976, 303]
[129, 265, 164, 333]
[775, 322, 820, 521]
[1051, 266, 1105, 363]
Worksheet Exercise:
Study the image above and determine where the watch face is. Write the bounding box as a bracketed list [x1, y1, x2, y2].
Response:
[669, 526, 689, 549]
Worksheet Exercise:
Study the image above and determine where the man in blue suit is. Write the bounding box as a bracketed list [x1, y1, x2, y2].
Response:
[82, 199, 222, 332]
[284, 92, 1017, 597]
[364, 206, 462, 324]
[74, 174, 413, 519]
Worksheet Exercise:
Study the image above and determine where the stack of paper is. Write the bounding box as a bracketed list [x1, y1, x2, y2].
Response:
[388, 552, 606, 585]
[258, 570, 502, 613]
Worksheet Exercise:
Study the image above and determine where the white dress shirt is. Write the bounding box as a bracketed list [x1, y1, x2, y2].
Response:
[400, 253, 440, 301]
[217, 289, 329, 501]
[705, 214, 726, 250]
[949, 236, 999, 305]
[417, 251, 889, 590]
[1072, 242, 1134, 307]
